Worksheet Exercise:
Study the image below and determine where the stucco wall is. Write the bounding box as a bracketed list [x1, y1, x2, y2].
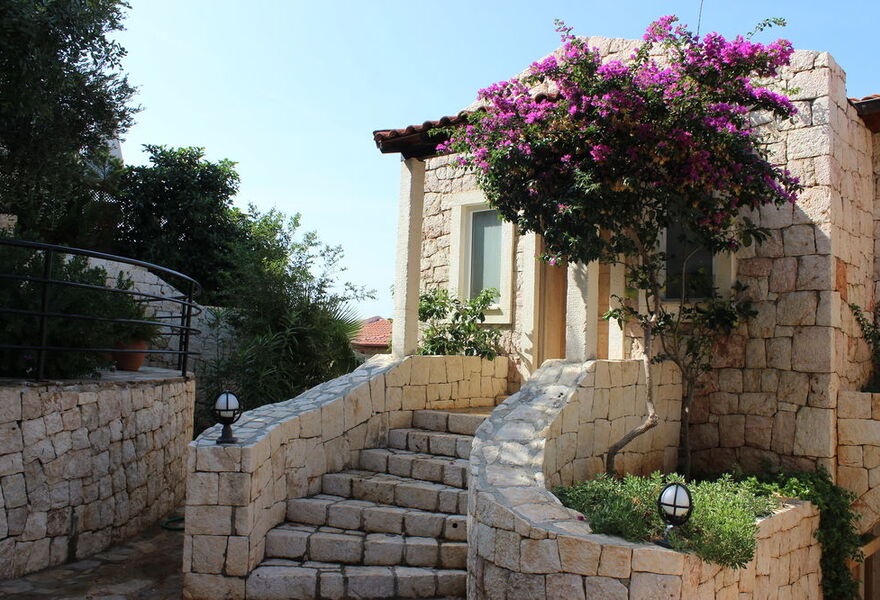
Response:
[0, 369, 194, 579]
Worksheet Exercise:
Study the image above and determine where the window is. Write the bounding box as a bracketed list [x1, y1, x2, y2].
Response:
[448, 191, 514, 324]
[663, 222, 714, 300]
[469, 209, 502, 298]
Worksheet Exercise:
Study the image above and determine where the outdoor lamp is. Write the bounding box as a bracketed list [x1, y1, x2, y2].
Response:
[656, 482, 693, 547]
[212, 390, 242, 445]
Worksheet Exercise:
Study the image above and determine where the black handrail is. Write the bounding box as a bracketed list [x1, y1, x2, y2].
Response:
[0, 238, 201, 379]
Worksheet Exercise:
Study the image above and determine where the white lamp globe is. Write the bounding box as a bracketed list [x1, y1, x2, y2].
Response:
[215, 391, 240, 419]
[658, 482, 692, 526]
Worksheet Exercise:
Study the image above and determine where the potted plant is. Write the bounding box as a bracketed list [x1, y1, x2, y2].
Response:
[110, 275, 162, 371]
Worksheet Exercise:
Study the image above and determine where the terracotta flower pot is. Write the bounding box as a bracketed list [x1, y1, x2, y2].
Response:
[113, 339, 149, 371]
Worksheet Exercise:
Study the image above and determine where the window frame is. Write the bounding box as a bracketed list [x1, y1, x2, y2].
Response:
[447, 191, 514, 325]
[657, 227, 735, 304]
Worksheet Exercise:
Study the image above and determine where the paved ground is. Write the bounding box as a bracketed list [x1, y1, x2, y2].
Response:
[0, 518, 184, 600]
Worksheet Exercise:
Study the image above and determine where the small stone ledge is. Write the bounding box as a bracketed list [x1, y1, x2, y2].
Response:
[182, 353, 509, 599]
[467, 359, 822, 598]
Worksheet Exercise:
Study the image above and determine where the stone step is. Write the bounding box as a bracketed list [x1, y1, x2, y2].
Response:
[412, 408, 492, 436]
[265, 523, 468, 569]
[359, 448, 469, 488]
[247, 559, 466, 599]
[286, 495, 467, 540]
[387, 428, 474, 459]
[321, 470, 468, 515]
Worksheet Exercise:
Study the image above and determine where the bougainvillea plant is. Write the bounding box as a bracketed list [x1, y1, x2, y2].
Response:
[440, 16, 802, 475]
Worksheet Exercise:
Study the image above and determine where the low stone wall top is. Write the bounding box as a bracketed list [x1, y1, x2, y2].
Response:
[0, 368, 194, 579]
[183, 353, 510, 599]
[467, 359, 821, 599]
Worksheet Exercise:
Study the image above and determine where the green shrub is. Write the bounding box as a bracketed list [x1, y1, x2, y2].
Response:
[554, 473, 776, 569]
[742, 469, 862, 600]
[193, 209, 370, 434]
[417, 288, 501, 358]
[0, 247, 154, 378]
[849, 302, 880, 392]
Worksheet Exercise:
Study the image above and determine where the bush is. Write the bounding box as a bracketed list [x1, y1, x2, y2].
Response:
[0, 247, 155, 378]
[554, 472, 777, 568]
[743, 469, 862, 600]
[194, 208, 372, 433]
[418, 288, 501, 358]
[849, 302, 880, 392]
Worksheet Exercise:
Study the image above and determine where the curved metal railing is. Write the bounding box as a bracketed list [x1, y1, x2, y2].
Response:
[0, 238, 201, 379]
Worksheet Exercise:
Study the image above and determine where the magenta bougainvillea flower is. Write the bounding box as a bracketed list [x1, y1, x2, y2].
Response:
[438, 16, 802, 266]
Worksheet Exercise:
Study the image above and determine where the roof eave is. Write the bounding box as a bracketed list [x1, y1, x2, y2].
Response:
[854, 97, 880, 133]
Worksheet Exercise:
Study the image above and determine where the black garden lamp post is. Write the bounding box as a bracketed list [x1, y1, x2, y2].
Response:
[212, 390, 242, 445]
[656, 482, 693, 548]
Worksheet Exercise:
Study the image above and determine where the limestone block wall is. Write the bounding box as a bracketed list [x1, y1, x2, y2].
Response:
[0, 214, 15, 233]
[182, 354, 509, 600]
[468, 360, 821, 599]
[837, 390, 880, 532]
[0, 370, 194, 579]
[874, 132, 880, 301]
[692, 49, 876, 475]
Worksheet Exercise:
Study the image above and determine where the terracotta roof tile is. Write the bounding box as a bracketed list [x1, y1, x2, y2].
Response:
[352, 317, 391, 348]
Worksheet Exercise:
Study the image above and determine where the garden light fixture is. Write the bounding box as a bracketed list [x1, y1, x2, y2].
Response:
[212, 390, 241, 444]
[656, 482, 692, 547]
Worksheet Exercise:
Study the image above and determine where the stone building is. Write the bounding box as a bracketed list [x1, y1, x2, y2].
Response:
[372, 38, 880, 593]
[179, 39, 880, 599]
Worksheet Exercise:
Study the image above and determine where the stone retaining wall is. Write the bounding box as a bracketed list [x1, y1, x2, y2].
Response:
[468, 359, 821, 599]
[837, 390, 880, 532]
[0, 368, 194, 579]
[183, 354, 510, 599]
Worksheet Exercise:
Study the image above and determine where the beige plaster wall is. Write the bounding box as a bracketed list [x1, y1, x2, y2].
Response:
[0, 371, 194, 579]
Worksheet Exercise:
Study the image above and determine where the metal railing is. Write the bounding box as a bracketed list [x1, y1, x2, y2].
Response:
[0, 238, 201, 379]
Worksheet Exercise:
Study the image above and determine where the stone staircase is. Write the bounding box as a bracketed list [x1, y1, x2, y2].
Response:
[245, 408, 491, 600]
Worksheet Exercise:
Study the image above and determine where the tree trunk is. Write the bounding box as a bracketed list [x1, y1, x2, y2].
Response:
[605, 322, 659, 475]
[679, 378, 694, 480]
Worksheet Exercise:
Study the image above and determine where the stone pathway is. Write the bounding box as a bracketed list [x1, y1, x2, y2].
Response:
[0, 518, 183, 600]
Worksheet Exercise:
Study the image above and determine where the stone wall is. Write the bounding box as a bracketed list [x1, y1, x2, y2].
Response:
[875, 132, 880, 301]
[0, 369, 194, 579]
[183, 354, 509, 599]
[667, 48, 877, 476]
[838, 390, 880, 532]
[418, 42, 879, 479]
[468, 360, 821, 599]
[0, 214, 15, 233]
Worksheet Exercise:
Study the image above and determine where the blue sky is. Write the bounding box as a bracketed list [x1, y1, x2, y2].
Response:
[116, 1, 879, 318]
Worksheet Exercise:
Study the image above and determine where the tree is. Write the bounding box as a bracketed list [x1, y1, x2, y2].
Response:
[112, 145, 242, 303]
[195, 206, 374, 430]
[0, 0, 136, 239]
[442, 17, 801, 475]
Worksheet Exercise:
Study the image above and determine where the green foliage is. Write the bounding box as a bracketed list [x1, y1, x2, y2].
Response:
[0, 0, 136, 240]
[417, 288, 501, 359]
[849, 303, 880, 392]
[112, 146, 242, 304]
[555, 472, 776, 569]
[0, 247, 156, 378]
[194, 209, 372, 433]
[743, 469, 862, 600]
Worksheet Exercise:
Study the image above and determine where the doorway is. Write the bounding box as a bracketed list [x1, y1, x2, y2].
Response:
[535, 238, 567, 367]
